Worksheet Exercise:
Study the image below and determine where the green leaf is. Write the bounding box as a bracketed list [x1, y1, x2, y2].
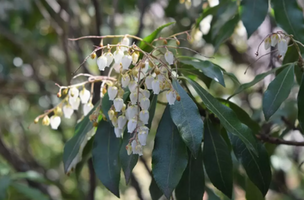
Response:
[272, 0, 304, 43]
[179, 65, 213, 88]
[175, 152, 205, 200]
[229, 134, 271, 196]
[170, 80, 204, 157]
[228, 63, 291, 99]
[240, 0, 268, 38]
[63, 101, 100, 173]
[246, 178, 265, 200]
[178, 56, 225, 86]
[119, 130, 138, 184]
[0, 176, 11, 200]
[75, 136, 94, 179]
[203, 119, 233, 198]
[186, 78, 258, 155]
[11, 183, 50, 200]
[297, 74, 304, 130]
[92, 120, 121, 197]
[263, 64, 295, 120]
[149, 177, 163, 200]
[138, 22, 175, 52]
[148, 94, 158, 128]
[152, 105, 188, 199]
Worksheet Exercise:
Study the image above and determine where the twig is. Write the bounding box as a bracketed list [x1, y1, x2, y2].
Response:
[281, 116, 302, 132]
[87, 158, 96, 200]
[256, 134, 304, 146]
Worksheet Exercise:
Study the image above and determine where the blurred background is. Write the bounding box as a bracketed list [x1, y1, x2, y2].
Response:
[1, 0, 304, 199]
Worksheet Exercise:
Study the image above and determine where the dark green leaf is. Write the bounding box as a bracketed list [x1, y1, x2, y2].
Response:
[152, 105, 188, 199]
[272, 0, 304, 43]
[297, 74, 304, 130]
[186, 78, 258, 155]
[263, 64, 295, 120]
[11, 183, 50, 200]
[0, 176, 11, 200]
[295, 65, 303, 85]
[119, 130, 138, 184]
[240, 0, 268, 38]
[139, 22, 175, 52]
[75, 136, 94, 179]
[203, 119, 232, 198]
[149, 177, 163, 200]
[179, 65, 213, 88]
[63, 101, 100, 173]
[229, 134, 271, 196]
[178, 56, 225, 86]
[176, 152, 205, 200]
[148, 94, 158, 129]
[170, 80, 204, 157]
[92, 120, 121, 197]
[246, 178, 265, 200]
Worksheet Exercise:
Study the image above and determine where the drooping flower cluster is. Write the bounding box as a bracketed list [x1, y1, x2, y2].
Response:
[264, 32, 288, 56]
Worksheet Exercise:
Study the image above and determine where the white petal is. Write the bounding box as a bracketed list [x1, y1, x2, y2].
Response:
[114, 127, 123, 138]
[271, 34, 279, 47]
[114, 49, 124, 64]
[130, 92, 138, 105]
[132, 52, 139, 65]
[117, 115, 127, 129]
[113, 98, 124, 112]
[278, 39, 288, 56]
[142, 89, 150, 98]
[140, 97, 150, 110]
[108, 86, 118, 101]
[69, 97, 80, 110]
[69, 87, 79, 101]
[79, 89, 90, 104]
[165, 51, 174, 65]
[139, 110, 149, 124]
[122, 55, 132, 70]
[152, 80, 161, 94]
[138, 131, 148, 146]
[145, 75, 154, 90]
[264, 37, 271, 50]
[121, 74, 131, 88]
[142, 60, 149, 74]
[121, 36, 130, 52]
[63, 104, 74, 119]
[83, 103, 94, 116]
[128, 118, 137, 133]
[166, 90, 177, 105]
[126, 105, 138, 119]
[128, 81, 138, 93]
[50, 115, 61, 130]
[105, 52, 114, 67]
[97, 55, 107, 71]
[157, 74, 165, 82]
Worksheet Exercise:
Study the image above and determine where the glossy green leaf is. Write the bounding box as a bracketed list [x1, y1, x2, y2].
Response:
[92, 120, 121, 197]
[170, 80, 204, 157]
[186, 78, 258, 155]
[178, 56, 225, 86]
[263, 64, 295, 120]
[75, 136, 94, 179]
[152, 105, 188, 199]
[63, 101, 100, 173]
[229, 134, 271, 196]
[0, 176, 11, 200]
[148, 94, 157, 128]
[297, 74, 304, 130]
[175, 152, 205, 200]
[149, 177, 163, 200]
[139, 22, 175, 52]
[246, 178, 265, 200]
[272, 0, 304, 43]
[119, 130, 138, 184]
[240, 0, 268, 38]
[11, 183, 49, 200]
[203, 119, 232, 198]
[179, 65, 213, 88]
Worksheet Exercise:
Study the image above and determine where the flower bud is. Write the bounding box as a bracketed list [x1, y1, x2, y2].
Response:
[108, 86, 118, 101]
[121, 36, 130, 52]
[105, 52, 114, 67]
[69, 87, 79, 100]
[91, 52, 96, 59]
[278, 38, 288, 56]
[57, 92, 61, 98]
[34, 117, 39, 124]
[63, 104, 74, 119]
[50, 115, 61, 130]
[42, 115, 50, 126]
[163, 39, 168, 45]
[165, 50, 174, 65]
[176, 95, 181, 101]
[114, 98, 124, 112]
[79, 88, 91, 104]
[97, 55, 108, 71]
[54, 106, 62, 116]
[108, 109, 115, 120]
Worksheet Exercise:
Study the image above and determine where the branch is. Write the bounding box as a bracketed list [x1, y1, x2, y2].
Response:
[256, 134, 304, 146]
[87, 158, 96, 200]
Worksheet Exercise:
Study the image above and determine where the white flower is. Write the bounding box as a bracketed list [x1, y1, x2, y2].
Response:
[139, 110, 149, 124]
[105, 52, 114, 67]
[69, 97, 80, 110]
[152, 80, 161, 94]
[264, 37, 271, 50]
[114, 127, 123, 138]
[126, 105, 138, 119]
[271, 34, 279, 47]
[141, 89, 150, 98]
[108, 109, 115, 121]
[140, 97, 150, 110]
[278, 39, 288, 56]
[121, 36, 130, 52]
[128, 118, 137, 133]
[63, 104, 74, 119]
[111, 116, 118, 127]
[97, 55, 108, 71]
[130, 92, 138, 105]
[121, 74, 130, 88]
[128, 81, 138, 93]
[113, 98, 124, 112]
[50, 115, 61, 130]
[166, 90, 177, 105]
[145, 75, 154, 90]
[114, 49, 124, 64]
[79, 88, 90, 104]
[117, 115, 127, 129]
[138, 126, 149, 146]
[131, 140, 143, 156]
[165, 50, 174, 65]
[69, 87, 79, 101]
[83, 102, 94, 116]
[132, 52, 139, 65]
[142, 60, 149, 74]
[157, 74, 165, 82]
[108, 86, 118, 101]
[122, 55, 132, 70]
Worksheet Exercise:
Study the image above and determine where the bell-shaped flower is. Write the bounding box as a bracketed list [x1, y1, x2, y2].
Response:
[42, 115, 50, 126]
[152, 80, 161, 94]
[131, 140, 143, 155]
[264, 37, 271, 50]
[69, 87, 79, 101]
[126, 105, 138, 119]
[108, 109, 115, 121]
[128, 81, 138, 93]
[165, 50, 174, 65]
[145, 75, 154, 90]
[271, 34, 279, 47]
[79, 88, 90, 104]
[139, 110, 149, 124]
[142, 60, 149, 74]
[114, 98, 124, 112]
[157, 74, 165, 82]
[105, 52, 114, 67]
[114, 127, 123, 138]
[50, 115, 61, 130]
[166, 90, 177, 105]
[140, 97, 150, 110]
[63, 104, 74, 119]
[141, 89, 150, 98]
[83, 102, 94, 116]
[121, 36, 130, 52]
[138, 126, 149, 146]
[121, 74, 130, 88]
[117, 115, 127, 129]
[114, 49, 124, 64]
[121, 55, 132, 70]
[111, 116, 118, 127]
[108, 86, 118, 101]
[69, 97, 80, 110]
[132, 52, 139, 65]
[130, 92, 138, 105]
[97, 55, 107, 71]
[278, 39, 288, 56]
[128, 118, 137, 133]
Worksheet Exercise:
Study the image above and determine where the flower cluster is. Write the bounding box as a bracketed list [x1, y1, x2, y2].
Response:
[264, 32, 288, 56]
